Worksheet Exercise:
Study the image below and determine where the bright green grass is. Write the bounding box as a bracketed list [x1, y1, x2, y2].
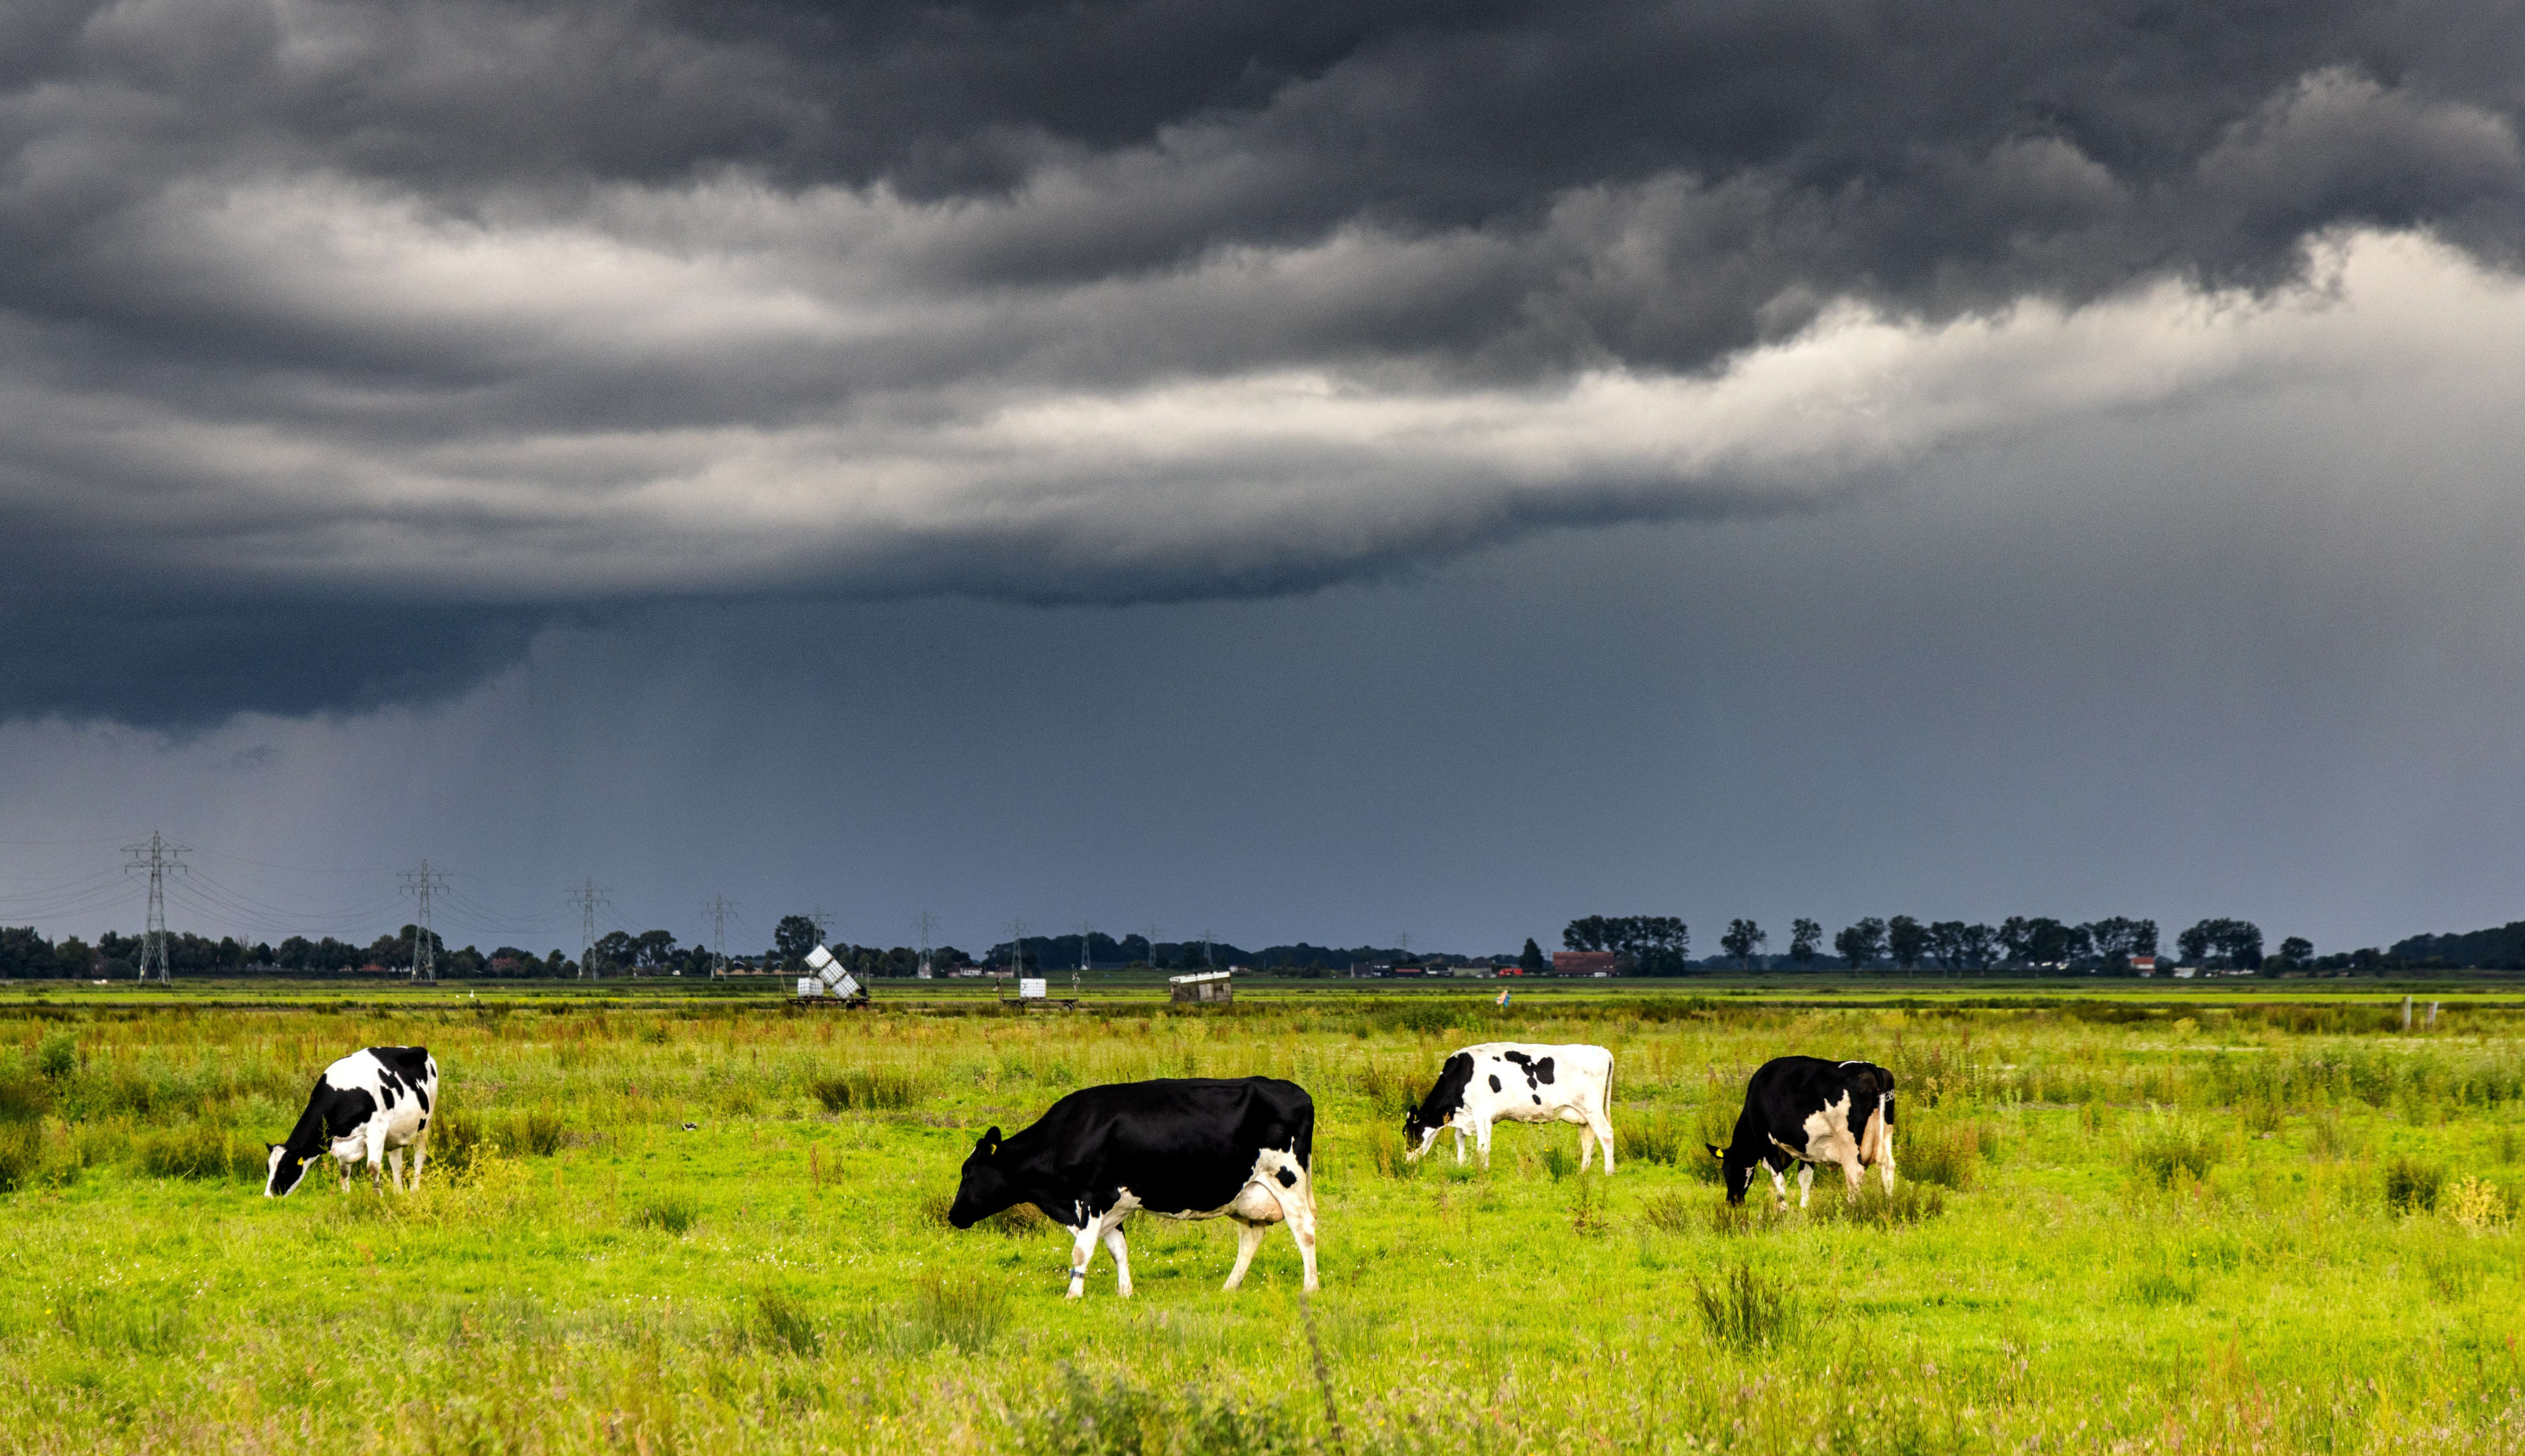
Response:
[2, 995, 2524, 1453]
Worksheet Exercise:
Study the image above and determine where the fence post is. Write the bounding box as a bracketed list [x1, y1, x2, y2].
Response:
[2401, 996, 2412, 1031]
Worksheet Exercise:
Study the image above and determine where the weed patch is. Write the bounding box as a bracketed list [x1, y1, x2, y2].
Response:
[1904, 1122, 1982, 1190]
[2130, 1121, 2223, 1186]
[904, 1274, 1009, 1354]
[631, 1192, 700, 1233]
[1694, 1263, 1799, 1350]
[1637, 1190, 1696, 1234]
[2386, 1156, 2445, 1213]
[808, 1067, 925, 1112]
[1015, 1365, 1304, 1456]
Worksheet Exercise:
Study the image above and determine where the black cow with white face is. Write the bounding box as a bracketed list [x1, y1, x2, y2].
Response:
[264, 1046, 439, 1196]
[1707, 1056, 1896, 1208]
[947, 1076, 1318, 1298]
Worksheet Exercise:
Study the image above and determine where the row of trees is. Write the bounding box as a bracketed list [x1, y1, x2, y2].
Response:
[1561, 914, 2317, 973]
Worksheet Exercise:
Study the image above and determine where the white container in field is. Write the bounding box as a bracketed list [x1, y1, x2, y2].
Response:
[1019, 977, 1047, 999]
[806, 945, 836, 972]
[796, 977, 821, 997]
[830, 971, 863, 1000]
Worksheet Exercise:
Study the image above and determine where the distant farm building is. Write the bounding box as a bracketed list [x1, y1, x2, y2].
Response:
[1170, 970, 1232, 1004]
[1553, 951, 1620, 976]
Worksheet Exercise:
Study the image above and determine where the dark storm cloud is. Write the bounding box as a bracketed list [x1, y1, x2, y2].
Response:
[5, 0, 2524, 722]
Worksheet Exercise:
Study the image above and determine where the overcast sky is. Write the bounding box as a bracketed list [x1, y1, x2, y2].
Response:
[6, 0, 2525, 958]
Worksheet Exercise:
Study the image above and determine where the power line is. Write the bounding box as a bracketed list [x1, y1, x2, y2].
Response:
[122, 832, 189, 986]
[398, 860, 450, 983]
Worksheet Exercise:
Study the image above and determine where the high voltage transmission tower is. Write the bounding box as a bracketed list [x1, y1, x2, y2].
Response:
[1076, 919, 1094, 997]
[122, 831, 189, 986]
[398, 860, 450, 983]
[702, 895, 737, 978]
[914, 910, 938, 978]
[567, 880, 610, 979]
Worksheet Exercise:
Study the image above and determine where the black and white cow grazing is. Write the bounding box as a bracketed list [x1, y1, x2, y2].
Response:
[946, 1077, 1318, 1298]
[1403, 1042, 1616, 1171]
[264, 1046, 439, 1196]
[1707, 1056, 1896, 1208]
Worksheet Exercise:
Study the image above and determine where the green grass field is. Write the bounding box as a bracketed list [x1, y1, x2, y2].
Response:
[2, 985, 2522, 1454]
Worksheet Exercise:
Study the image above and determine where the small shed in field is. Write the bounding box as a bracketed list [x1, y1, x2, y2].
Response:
[1169, 970, 1233, 1004]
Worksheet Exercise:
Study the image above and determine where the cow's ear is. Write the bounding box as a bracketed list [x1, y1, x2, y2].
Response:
[1705, 1142, 1725, 1160]
[980, 1127, 1001, 1154]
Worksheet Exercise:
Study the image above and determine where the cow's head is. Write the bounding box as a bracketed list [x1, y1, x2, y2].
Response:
[1706, 1142, 1764, 1206]
[1401, 1052, 1474, 1162]
[946, 1127, 1013, 1229]
[264, 1142, 310, 1198]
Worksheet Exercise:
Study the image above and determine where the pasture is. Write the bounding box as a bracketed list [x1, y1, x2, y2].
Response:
[1, 987, 2522, 1454]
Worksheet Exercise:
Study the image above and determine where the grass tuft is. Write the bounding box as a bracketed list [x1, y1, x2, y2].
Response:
[905, 1274, 1009, 1353]
[1810, 1181, 1947, 1228]
[807, 1067, 924, 1112]
[752, 1288, 822, 1357]
[2386, 1156, 2445, 1213]
[1693, 1263, 1798, 1350]
[631, 1192, 700, 1234]
[1637, 1190, 1697, 1234]
[1015, 1365, 1302, 1456]
[1902, 1123, 1982, 1190]
[2130, 1121, 2222, 1186]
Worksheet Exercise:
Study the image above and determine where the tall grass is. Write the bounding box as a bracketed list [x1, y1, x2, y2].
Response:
[1693, 1263, 1798, 1350]
[808, 1066, 925, 1111]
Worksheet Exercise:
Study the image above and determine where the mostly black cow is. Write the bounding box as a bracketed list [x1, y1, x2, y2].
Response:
[1708, 1056, 1896, 1208]
[946, 1076, 1319, 1298]
[264, 1046, 439, 1196]
[1403, 1042, 1616, 1171]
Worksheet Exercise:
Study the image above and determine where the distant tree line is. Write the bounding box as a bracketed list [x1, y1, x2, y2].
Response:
[1541, 912, 2395, 975]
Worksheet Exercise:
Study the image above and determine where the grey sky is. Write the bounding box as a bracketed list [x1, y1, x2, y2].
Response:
[4, 1, 2523, 955]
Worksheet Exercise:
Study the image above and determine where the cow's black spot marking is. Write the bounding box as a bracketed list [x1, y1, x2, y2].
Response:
[1488, 1074, 1502, 1093]
[1535, 1057, 1555, 1085]
[1276, 1167, 1297, 1187]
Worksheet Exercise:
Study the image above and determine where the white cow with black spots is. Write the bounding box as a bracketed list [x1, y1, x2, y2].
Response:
[263, 1046, 439, 1196]
[1403, 1041, 1617, 1172]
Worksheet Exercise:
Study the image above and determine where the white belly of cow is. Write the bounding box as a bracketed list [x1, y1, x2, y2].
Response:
[1099, 1146, 1304, 1227]
[331, 1094, 429, 1164]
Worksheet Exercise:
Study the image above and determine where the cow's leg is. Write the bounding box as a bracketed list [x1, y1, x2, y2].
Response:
[1260, 1173, 1321, 1293]
[1578, 1124, 1598, 1173]
[409, 1125, 429, 1188]
[1475, 1121, 1493, 1169]
[386, 1147, 406, 1193]
[366, 1125, 389, 1192]
[1796, 1163, 1814, 1208]
[1222, 1219, 1267, 1292]
[1452, 1127, 1466, 1165]
[1768, 1161, 1791, 1211]
[1879, 1128, 1898, 1194]
[1101, 1221, 1134, 1298]
[1591, 1112, 1616, 1174]
[1841, 1148, 1867, 1199]
[1065, 1223, 1100, 1300]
